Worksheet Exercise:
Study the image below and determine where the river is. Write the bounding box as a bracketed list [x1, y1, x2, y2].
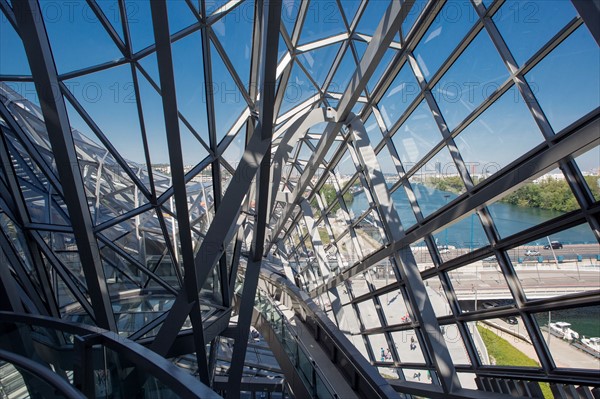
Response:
[350, 183, 597, 247]
[349, 185, 599, 338]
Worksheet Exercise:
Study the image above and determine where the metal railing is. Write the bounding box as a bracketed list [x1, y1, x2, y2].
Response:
[0, 349, 85, 399]
[247, 266, 402, 399]
[255, 289, 339, 399]
[235, 277, 339, 398]
[0, 312, 222, 399]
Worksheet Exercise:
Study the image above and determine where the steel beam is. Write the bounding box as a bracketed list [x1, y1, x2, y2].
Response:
[571, 0, 600, 46]
[148, 0, 209, 383]
[349, 116, 461, 392]
[310, 110, 600, 296]
[0, 128, 58, 316]
[226, 0, 281, 394]
[267, 0, 415, 252]
[13, 0, 116, 331]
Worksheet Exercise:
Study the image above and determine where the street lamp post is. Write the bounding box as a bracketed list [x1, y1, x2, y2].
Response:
[444, 194, 450, 248]
[470, 213, 474, 252]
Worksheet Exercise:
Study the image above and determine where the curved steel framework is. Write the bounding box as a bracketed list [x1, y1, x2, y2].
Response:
[0, 0, 599, 398]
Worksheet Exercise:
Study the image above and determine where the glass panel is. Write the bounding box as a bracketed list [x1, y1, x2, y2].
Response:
[345, 178, 369, 223]
[409, 238, 435, 271]
[340, 0, 360, 24]
[335, 283, 352, 306]
[281, 0, 300, 35]
[368, 258, 396, 290]
[334, 147, 356, 187]
[348, 273, 369, 297]
[5, 365, 71, 399]
[376, 143, 399, 189]
[127, 0, 155, 52]
[533, 304, 600, 370]
[402, 0, 429, 39]
[356, 0, 390, 36]
[354, 210, 386, 257]
[424, 275, 452, 318]
[329, 45, 357, 94]
[448, 261, 514, 313]
[378, 64, 420, 130]
[489, 168, 579, 238]
[409, 146, 465, 218]
[299, 1, 346, 44]
[0, 18, 31, 75]
[574, 146, 600, 202]
[210, 42, 247, 144]
[456, 86, 543, 184]
[379, 289, 412, 326]
[369, 334, 392, 362]
[298, 43, 342, 88]
[493, 0, 577, 66]
[413, 0, 476, 81]
[433, 29, 510, 132]
[212, 5, 254, 88]
[391, 330, 425, 363]
[367, 48, 397, 93]
[279, 62, 318, 116]
[476, 318, 542, 368]
[339, 304, 362, 335]
[392, 184, 418, 229]
[64, 65, 146, 165]
[442, 323, 472, 365]
[525, 26, 600, 133]
[402, 368, 430, 383]
[166, 0, 196, 34]
[364, 113, 384, 148]
[512, 223, 599, 300]
[432, 210, 490, 262]
[334, 232, 356, 266]
[392, 100, 442, 171]
[41, 0, 122, 73]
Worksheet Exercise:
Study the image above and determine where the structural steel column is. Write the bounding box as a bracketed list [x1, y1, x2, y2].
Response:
[267, 0, 416, 252]
[12, 0, 116, 331]
[227, 0, 282, 395]
[349, 116, 461, 393]
[148, 0, 210, 382]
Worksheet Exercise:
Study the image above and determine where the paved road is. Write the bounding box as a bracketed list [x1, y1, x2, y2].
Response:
[480, 321, 600, 370]
[411, 243, 600, 266]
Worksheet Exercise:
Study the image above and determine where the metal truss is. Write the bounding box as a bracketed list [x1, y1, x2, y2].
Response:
[0, 0, 599, 398]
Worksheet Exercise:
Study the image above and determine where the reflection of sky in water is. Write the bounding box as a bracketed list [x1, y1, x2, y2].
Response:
[350, 185, 597, 245]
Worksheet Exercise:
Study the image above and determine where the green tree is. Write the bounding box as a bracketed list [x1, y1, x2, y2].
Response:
[500, 178, 584, 212]
[426, 176, 464, 194]
[319, 183, 353, 214]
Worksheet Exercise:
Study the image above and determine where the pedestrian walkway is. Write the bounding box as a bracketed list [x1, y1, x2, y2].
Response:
[277, 303, 360, 399]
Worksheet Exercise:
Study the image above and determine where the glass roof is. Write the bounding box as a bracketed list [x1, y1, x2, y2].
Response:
[0, 0, 599, 397]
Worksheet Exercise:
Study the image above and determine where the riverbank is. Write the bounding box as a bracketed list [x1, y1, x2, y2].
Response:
[479, 322, 600, 370]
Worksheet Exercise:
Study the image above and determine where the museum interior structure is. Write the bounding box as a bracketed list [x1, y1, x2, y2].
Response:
[0, 0, 599, 398]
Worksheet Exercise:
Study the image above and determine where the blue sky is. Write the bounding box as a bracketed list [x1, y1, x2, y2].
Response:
[0, 0, 598, 176]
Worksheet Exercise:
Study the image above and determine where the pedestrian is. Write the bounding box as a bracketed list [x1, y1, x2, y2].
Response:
[385, 348, 391, 360]
[380, 347, 385, 361]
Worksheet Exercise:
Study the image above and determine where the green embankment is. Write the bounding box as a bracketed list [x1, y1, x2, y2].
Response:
[426, 175, 600, 213]
[477, 324, 552, 398]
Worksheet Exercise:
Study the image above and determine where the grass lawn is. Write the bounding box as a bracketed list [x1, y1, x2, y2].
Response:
[477, 324, 552, 398]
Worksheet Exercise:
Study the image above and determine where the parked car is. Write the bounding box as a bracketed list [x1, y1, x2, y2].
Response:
[524, 249, 540, 256]
[481, 301, 498, 310]
[502, 316, 519, 325]
[544, 241, 563, 249]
